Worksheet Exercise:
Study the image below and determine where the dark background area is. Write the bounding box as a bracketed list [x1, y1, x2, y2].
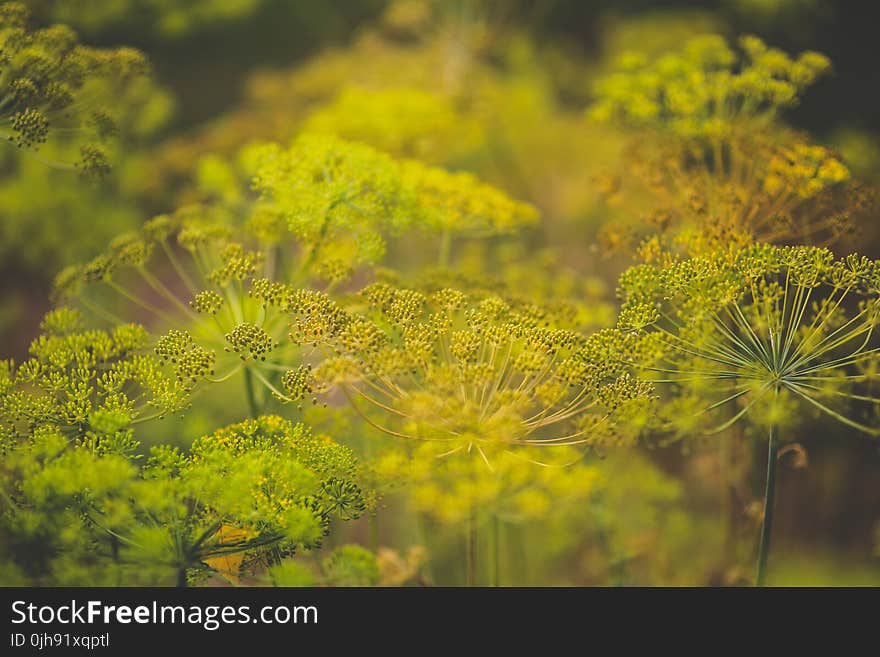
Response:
[28, 1, 879, 143]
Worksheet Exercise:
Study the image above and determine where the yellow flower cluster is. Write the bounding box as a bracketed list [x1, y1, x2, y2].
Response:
[590, 34, 830, 139]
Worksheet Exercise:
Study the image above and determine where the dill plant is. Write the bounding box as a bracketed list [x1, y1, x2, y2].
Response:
[0, 307, 200, 441]
[590, 34, 879, 580]
[589, 34, 871, 255]
[56, 135, 538, 423]
[616, 243, 880, 584]
[4, 4, 874, 588]
[129, 415, 367, 586]
[199, 133, 538, 270]
[288, 282, 653, 584]
[306, 282, 653, 452]
[0, 308, 368, 585]
[0, 2, 173, 354]
[0, 2, 154, 177]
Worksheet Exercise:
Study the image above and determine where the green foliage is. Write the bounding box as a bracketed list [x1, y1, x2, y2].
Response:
[0, 353, 367, 585]
[321, 544, 380, 586]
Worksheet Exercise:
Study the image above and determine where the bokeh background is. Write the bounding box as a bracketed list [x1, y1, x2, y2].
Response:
[3, 0, 879, 585]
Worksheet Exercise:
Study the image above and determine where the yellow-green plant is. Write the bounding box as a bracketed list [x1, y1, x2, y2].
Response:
[616, 243, 880, 584]
[306, 283, 653, 452]
[1, 307, 200, 447]
[0, 307, 202, 585]
[55, 137, 538, 423]
[53, 211, 306, 421]
[0, 313, 367, 585]
[589, 35, 869, 254]
[589, 34, 831, 138]
[0, 2, 153, 176]
[292, 282, 652, 582]
[128, 415, 367, 586]
[201, 133, 538, 270]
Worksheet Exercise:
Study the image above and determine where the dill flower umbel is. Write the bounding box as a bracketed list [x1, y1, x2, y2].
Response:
[590, 35, 870, 254]
[0, 308, 199, 451]
[56, 135, 539, 420]
[206, 133, 538, 271]
[618, 244, 880, 437]
[299, 283, 653, 456]
[616, 243, 880, 584]
[0, 388, 367, 585]
[53, 212, 307, 419]
[589, 34, 831, 140]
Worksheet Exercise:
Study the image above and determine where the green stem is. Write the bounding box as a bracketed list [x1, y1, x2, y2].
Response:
[489, 514, 500, 587]
[721, 427, 736, 566]
[176, 567, 188, 588]
[509, 523, 529, 586]
[417, 514, 436, 586]
[244, 367, 259, 419]
[756, 424, 778, 587]
[466, 510, 477, 587]
[438, 229, 452, 268]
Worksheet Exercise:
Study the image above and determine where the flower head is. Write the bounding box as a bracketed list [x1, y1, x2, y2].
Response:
[295, 283, 654, 459]
[617, 244, 880, 438]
